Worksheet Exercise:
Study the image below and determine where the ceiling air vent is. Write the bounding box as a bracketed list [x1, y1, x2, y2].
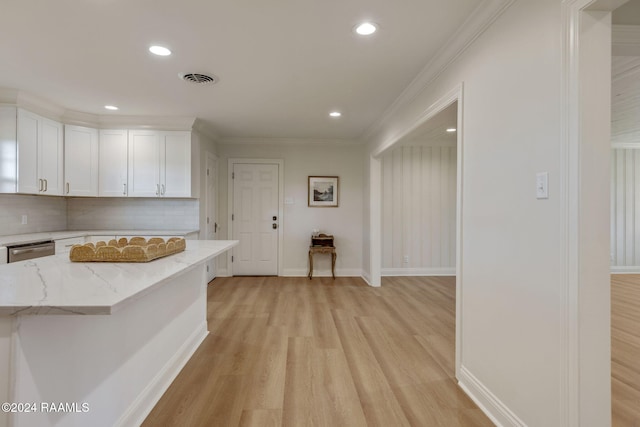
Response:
[180, 73, 217, 85]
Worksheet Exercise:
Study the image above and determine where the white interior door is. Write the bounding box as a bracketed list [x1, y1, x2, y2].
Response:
[205, 153, 217, 282]
[232, 163, 279, 275]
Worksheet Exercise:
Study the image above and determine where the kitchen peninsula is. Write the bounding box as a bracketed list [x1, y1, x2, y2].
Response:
[0, 239, 237, 427]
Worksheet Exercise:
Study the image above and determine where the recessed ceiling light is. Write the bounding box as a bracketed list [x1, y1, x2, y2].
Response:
[149, 45, 171, 56]
[104, 105, 119, 111]
[354, 22, 378, 36]
[329, 111, 342, 118]
[446, 128, 457, 132]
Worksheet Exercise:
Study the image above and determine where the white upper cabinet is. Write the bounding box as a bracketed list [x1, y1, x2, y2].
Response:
[0, 106, 193, 199]
[128, 130, 161, 197]
[128, 130, 191, 198]
[161, 131, 192, 197]
[17, 109, 63, 195]
[64, 125, 99, 196]
[98, 130, 129, 197]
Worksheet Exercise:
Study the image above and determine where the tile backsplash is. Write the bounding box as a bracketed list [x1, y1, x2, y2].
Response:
[67, 198, 199, 231]
[0, 195, 199, 237]
[0, 194, 68, 236]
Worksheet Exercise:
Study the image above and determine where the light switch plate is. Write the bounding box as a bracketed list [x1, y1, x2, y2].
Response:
[536, 172, 549, 199]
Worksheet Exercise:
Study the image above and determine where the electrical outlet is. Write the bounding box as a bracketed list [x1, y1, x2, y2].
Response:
[403, 255, 409, 264]
[21, 214, 27, 225]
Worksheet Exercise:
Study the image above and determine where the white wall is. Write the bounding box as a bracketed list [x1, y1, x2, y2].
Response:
[0, 194, 67, 236]
[216, 141, 364, 277]
[611, 148, 640, 270]
[382, 144, 456, 275]
[367, 0, 577, 425]
[610, 54, 640, 271]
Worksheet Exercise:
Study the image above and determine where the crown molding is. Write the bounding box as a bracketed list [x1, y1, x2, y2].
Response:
[0, 87, 19, 104]
[61, 110, 102, 128]
[0, 87, 197, 130]
[360, 0, 516, 143]
[95, 115, 196, 130]
[63, 111, 196, 130]
[219, 137, 362, 146]
[0, 87, 66, 121]
[192, 119, 221, 142]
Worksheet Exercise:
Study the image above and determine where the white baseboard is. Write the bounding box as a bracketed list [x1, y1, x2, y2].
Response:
[458, 365, 526, 427]
[381, 267, 456, 276]
[360, 273, 381, 287]
[117, 322, 209, 427]
[611, 266, 640, 274]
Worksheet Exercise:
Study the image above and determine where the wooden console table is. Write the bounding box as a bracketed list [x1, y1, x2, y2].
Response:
[308, 245, 336, 279]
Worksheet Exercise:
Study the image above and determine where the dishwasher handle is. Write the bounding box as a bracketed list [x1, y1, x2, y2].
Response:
[10, 246, 54, 256]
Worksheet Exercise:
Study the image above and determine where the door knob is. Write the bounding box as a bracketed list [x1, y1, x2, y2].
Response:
[272, 223, 278, 229]
[272, 216, 277, 221]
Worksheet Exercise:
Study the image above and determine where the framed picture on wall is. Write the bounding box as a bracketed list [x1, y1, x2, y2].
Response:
[308, 176, 339, 207]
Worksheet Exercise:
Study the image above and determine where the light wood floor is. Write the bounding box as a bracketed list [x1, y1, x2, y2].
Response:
[612, 274, 640, 427]
[143, 276, 493, 426]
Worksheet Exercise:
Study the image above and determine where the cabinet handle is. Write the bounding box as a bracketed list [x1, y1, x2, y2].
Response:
[66, 182, 70, 194]
[123, 183, 127, 195]
[44, 179, 48, 192]
[156, 184, 160, 196]
[161, 184, 165, 195]
[39, 179, 43, 192]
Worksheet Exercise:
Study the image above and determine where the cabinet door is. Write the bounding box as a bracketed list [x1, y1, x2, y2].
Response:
[65, 125, 98, 196]
[99, 130, 128, 197]
[160, 131, 191, 197]
[16, 110, 63, 195]
[128, 130, 160, 197]
[17, 109, 40, 194]
[39, 117, 64, 195]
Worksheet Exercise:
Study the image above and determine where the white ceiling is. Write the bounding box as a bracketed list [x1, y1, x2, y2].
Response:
[0, 0, 482, 141]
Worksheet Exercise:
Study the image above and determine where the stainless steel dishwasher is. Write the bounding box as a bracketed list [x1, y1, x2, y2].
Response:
[7, 240, 55, 263]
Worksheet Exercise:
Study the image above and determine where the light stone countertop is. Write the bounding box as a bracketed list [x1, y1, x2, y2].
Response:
[0, 229, 200, 247]
[0, 240, 237, 316]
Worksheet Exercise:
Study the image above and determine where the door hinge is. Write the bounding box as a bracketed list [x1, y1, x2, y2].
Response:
[207, 169, 210, 176]
[231, 256, 234, 262]
[207, 217, 210, 224]
[232, 214, 234, 221]
[232, 172, 235, 179]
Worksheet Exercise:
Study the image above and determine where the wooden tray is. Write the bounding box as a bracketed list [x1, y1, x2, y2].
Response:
[69, 237, 186, 262]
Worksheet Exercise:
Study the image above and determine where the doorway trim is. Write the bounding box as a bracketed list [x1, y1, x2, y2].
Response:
[370, 83, 464, 379]
[227, 158, 285, 276]
[205, 151, 218, 281]
[561, 0, 624, 425]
